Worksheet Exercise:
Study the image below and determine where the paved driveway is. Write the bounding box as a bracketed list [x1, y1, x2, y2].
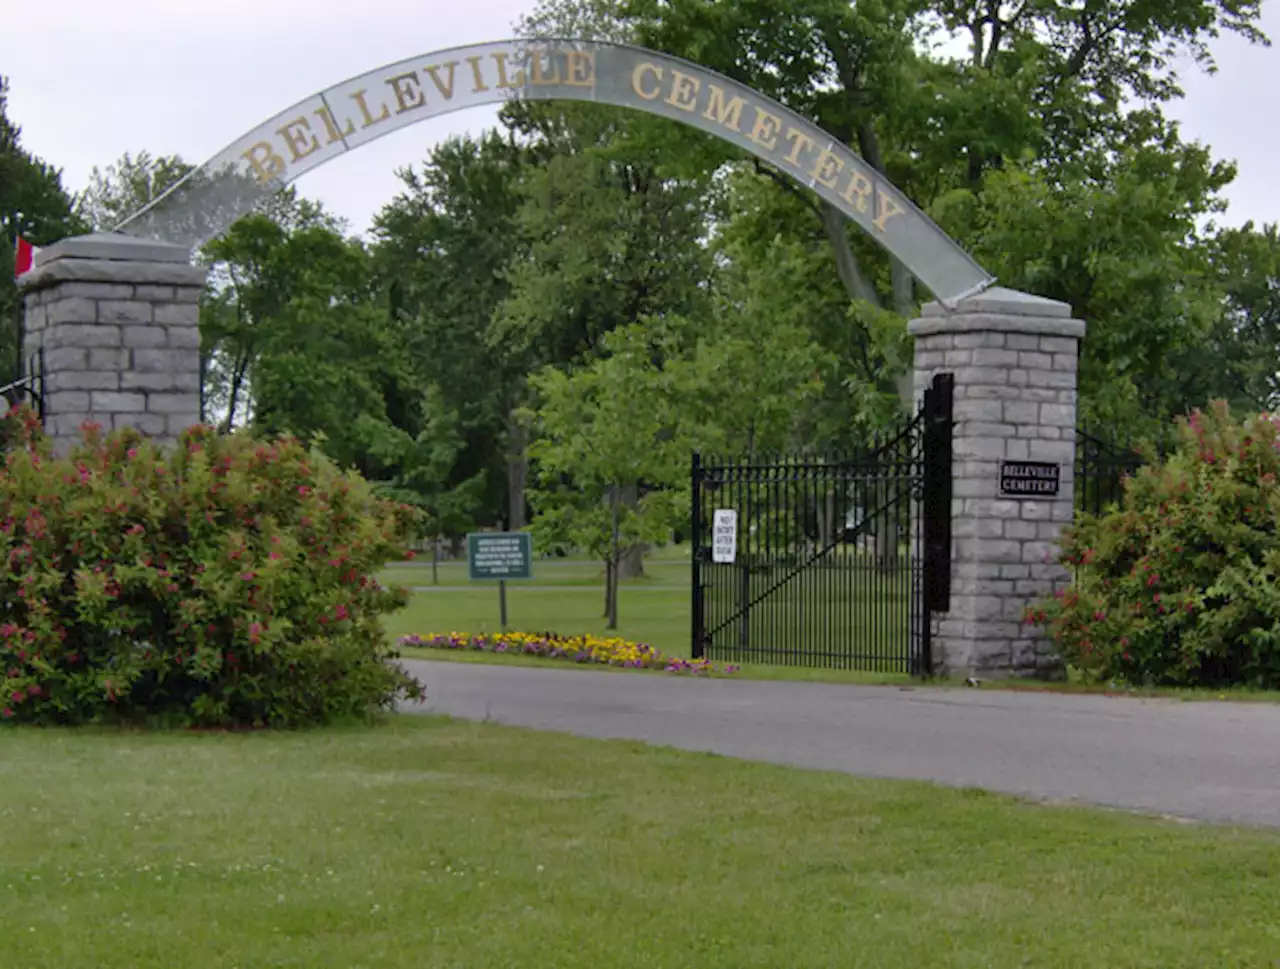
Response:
[400, 659, 1280, 827]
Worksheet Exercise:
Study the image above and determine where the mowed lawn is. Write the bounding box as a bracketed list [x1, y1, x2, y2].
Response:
[3, 718, 1280, 967]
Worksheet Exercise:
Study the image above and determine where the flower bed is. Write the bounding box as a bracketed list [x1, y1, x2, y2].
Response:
[398, 632, 739, 675]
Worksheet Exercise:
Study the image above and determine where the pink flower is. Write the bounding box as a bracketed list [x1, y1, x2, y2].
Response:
[0, 707, 11, 719]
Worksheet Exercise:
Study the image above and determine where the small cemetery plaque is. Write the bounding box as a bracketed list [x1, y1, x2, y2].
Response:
[999, 461, 1061, 498]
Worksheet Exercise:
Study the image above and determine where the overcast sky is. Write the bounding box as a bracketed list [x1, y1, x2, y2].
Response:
[3, 0, 1277, 237]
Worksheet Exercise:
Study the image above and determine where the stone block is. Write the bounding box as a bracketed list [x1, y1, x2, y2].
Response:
[46, 370, 120, 392]
[166, 326, 201, 350]
[1005, 334, 1042, 351]
[953, 477, 994, 499]
[962, 385, 1023, 401]
[1004, 519, 1038, 540]
[916, 351, 945, 370]
[146, 392, 200, 414]
[1036, 521, 1065, 540]
[113, 413, 168, 436]
[1007, 369, 1029, 386]
[59, 282, 134, 300]
[121, 371, 200, 392]
[955, 399, 1005, 422]
[46, 297, 97, 325]
[44, 347, 89, 371]
[1040, 337, 1079, 355]
[48, 323, 121, 349]
[1053, 353, 1078, 372]
[133, 285, 175, 301]
[967, 422, 1015, 438]
[955, 538, 1023, 564]
[963, 499, 1022, 518]
[953, 517, 1007, 540]
[1005, 439, 1030, 460]
[1042, 371, 1076, 388]
[971, 348, 1020, 367]
[954, 437, 1007, 461]
[90, 391, 147, 413]
[1017, 351, 1051, 369]
[953, 333, 1007, 349]
[89, 349, 129, 370]
[123, 326, 168, 348]
[51, 391, 91, 411]
[1003, 401, 1040, 424]
[170, 286, 204, 304]
[133, 348, 195, 373]
[154, 303, 198, 326]
[1015, 579, 1054, 596]
[1021, 541, 1059, 564]
[944, 349, 973, 367]
[962, 366, 1013, 385]
[1000, 564, 1031, 579]
[97, 300, 154, 324]
[1039, 404, 1075, 427]
[166, 413, 202, 435]
[1028, 440, 1075, 463]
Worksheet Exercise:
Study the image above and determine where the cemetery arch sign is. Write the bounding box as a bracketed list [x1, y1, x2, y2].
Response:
[116, 38, 994, 307]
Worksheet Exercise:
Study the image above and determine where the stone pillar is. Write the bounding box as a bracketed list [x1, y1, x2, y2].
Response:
[910, 287, 1085, 678]
[18, 233, 205, 452]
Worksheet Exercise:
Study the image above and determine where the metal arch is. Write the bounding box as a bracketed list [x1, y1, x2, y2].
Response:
[114, 38, 995, 308]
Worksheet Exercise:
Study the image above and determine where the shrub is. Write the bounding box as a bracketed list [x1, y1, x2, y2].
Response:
[400, 631, 740, 675]
[1033, 403, 1280, 688]
[0, 408, 424, 727]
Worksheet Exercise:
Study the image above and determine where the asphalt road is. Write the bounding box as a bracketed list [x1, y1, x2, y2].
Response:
[401, 659, 1280, 827]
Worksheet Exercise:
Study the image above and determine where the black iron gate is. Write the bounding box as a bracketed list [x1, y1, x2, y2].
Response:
[691, 373, 953, 675]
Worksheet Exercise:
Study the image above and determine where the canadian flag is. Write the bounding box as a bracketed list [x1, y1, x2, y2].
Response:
[13, 237, 40, 277]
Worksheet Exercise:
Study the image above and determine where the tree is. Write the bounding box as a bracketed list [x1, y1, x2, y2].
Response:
[75, 150, 193, 232]
[357, 385, 488, 582]
[0, 76, 82, 381]
[526, 324, 692, 627]
[372, 132, 530, 532]
[620, 0, 1270, 426]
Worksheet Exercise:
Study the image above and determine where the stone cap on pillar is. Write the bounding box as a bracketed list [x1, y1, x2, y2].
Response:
[910, 286, 1086, 338]
[18, 232, 203, 292]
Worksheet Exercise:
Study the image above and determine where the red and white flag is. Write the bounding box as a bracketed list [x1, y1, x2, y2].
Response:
[13, 237, 40, 277]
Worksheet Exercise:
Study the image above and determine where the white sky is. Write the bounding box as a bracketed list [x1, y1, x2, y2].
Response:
[2, 0, 1277, 237]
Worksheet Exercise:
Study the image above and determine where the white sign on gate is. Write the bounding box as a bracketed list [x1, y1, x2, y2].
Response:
[712, 509, 738, 564]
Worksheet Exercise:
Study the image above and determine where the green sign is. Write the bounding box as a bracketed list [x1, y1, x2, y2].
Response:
[467, 532, 533, 581]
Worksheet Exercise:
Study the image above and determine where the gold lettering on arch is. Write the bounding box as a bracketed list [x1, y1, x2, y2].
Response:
[632, 62, 663, 100]
[703, 86, 745, 132]
[425, 62, 459, 100]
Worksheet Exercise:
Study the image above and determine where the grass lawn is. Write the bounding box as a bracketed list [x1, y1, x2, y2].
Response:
[3, 717, 1279, 967]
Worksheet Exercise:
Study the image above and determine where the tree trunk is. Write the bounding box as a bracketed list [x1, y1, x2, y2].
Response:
[819, 201, 880, 306]
[616, 481, 645, 579]
[607, 485, 621, 630]
[432, 537, 440, 587]
[603, 559, 612, 618]
[506, 412, 528, 531]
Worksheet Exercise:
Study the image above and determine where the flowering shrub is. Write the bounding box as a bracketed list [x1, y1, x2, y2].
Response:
[0, 407, 425, 727]
[1032, 403, 1280, 688]
[399, 632, 739, 675]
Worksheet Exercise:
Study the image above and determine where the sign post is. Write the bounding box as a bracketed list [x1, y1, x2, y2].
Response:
[466, 532, 533, 632]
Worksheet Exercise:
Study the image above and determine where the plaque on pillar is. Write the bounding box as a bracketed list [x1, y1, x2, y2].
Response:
[999, 461, 1062, 498]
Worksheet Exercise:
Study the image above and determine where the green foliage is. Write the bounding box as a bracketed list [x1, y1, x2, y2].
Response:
[0, 409, 424, 728]
[75, 150, 193, 231]
[1035, 403, 1280, 688]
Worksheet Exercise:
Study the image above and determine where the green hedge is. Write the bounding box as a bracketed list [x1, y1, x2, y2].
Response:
[0, 408, 424, 727]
